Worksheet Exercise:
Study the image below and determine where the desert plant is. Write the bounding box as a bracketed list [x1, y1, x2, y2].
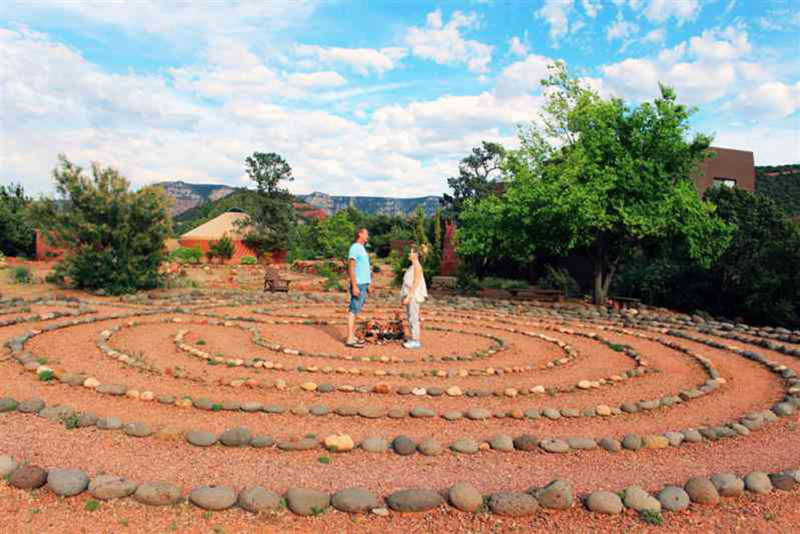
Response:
[207, 234, 234, 263]
[11, 265, 31, 284]
[240, 256, 257, 265]
[169, 247, 203, 264]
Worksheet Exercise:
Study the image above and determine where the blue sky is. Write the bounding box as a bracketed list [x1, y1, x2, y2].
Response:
[1, 0, 799, 197]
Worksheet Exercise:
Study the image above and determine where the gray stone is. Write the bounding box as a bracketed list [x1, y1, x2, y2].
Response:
[410, 406, 435, 418]
[392, 435, 417, 455]
[386, 489, 443, 512]
[187, 431, 217, 447]
[240, 401, 263, 413]
[773, 402, 796, 417]
[417, 437, 443, 456]
[450, 438, 479, 454]
[0, 397, 18, 412]
[285, 487, 331, 516]
[513, 434, 539, 452]
[663, 432, 685, 446]
[466, 407, 491, 420]
[360, 437, 389, 453]
[710, 473, 744, 497]
[238, 486, 281, 513]
[769, 473, 797, 491]
[621, 433, 642, 450]
[442, 411, 463, 421]
[219, 427, 252, 447]
[277, 438, 318, 451]
[96, 384, 126, 396]
[489, 492, 540, 516]
[598, 437, 621, 452]
[744, 472, 772, 494]
[542, 407, 561, 420]
[488, 435, 514, 452]
[0, 455, 18, 477]
[9, 465, 47, 489]
[46, 468, 89, 497]
[89, 474, 137, 500]
[331, 487, 379, 513]
[566, 437, 596, 450]
[17, 398, 45, 413]
[585, 491, 623, 514]
[39, 405, 74, 422]
[96, 417, 123, 430]
[250, 435, 274, 448]
[539, 438, 570, 453]
[449, 483, 482, 513]
[532, 479, 573, 510]
[123, 422, 152, 438]
[681, 428, 703, 443]
[684, 476, 720, 505]
[134, 482, 182, 506]
[189, 485, 237, 510]
[657, 486, 690, 511]
[76, 413, 98, 428]
[623, 486, 661, 512]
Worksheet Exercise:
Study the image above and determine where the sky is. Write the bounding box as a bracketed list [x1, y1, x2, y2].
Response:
[1, 0, 799, 198]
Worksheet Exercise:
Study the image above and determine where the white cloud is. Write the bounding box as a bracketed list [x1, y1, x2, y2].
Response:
[285, 71, 347, 87]
[606, 16, 638, 41]
[508, 35, 529, 57]
[689, 27, 751, 62]
[642, 28, 666, 44]
[292, 44, 406, 76]
[405, 10, 494, 73]
[581, 0, 601, 18]
[732, 82, 800, 119]
[536, 0, 574, 42]
[600, 58, 661, 100]
[495, 54, 553, 97]
[643, 0, 701, 23]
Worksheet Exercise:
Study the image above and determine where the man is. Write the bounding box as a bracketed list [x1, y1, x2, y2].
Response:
[345, 227, 370, 347]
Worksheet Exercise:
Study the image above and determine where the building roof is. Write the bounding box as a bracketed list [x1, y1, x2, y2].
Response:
[180, 211, 251, 240]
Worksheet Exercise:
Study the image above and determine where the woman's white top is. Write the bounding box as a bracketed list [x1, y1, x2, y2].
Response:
[401, 264, 428, 303]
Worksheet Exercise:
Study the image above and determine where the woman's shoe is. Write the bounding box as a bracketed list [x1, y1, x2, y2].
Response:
[403, 340, 421, 349]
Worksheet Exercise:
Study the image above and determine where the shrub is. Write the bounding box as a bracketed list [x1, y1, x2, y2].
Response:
[456, 263, 480, 294]
[481, 277, 529, 290]
[317, 261, 343, 292]
[11, 265, 31, 284]
[537, 265, 581, 297]
[32, 155, 170, 295]
[169, 247, 203, 264]
[207, 234, 235, 263]
[240, 256, 257, 265]
[0, 183, 36, 258]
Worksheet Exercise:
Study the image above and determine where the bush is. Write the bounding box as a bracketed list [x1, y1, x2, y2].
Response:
[0, 183, 36, 258]
[32, 155, 170, 295]
[481, 277, 529, 290]
[11, 265, 31, 284]
[388, 248, 411, 287]
[206, 234, 235, 263]
[537, 265, 581, 297]
[456, 263, 480, 294]
[240, 256, 257, 265]
[316, 261, 343, 292]
[169, 247, 203, 264]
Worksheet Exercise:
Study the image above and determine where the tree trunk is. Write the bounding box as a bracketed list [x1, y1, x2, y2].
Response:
[593, 261, 607, 306]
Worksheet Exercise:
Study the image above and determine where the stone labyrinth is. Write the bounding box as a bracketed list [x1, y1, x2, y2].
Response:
[1, 292, 799, 524]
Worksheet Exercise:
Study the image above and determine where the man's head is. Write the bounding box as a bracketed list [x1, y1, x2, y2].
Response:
[355, 227, 369, 244]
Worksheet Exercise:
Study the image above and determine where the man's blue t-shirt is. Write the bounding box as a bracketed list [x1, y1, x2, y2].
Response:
[348, 243, 371, 284]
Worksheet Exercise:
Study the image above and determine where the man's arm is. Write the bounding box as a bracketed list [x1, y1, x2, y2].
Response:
[349, 258, 359, 296]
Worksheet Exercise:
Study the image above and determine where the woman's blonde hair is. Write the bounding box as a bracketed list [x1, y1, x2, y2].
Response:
[410, 243, 429, 259]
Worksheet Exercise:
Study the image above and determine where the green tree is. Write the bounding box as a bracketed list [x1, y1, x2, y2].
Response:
[32, 155, 170, 294]
[312, 210, 356, 263]
[207, 234, 235, 263]
[441, 142, 506, 218]
[239, 152, 295, 258]
[0, 183, 36, 258]
[413, 206, 428, 246]
[458, 62, 732, 305]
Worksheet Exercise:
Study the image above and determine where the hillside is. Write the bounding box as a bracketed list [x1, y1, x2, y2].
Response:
[154, 181, 238, 216]
[755, 164, 800, 219]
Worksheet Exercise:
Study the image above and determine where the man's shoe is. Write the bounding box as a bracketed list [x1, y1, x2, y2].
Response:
[403, 340, 421, 349]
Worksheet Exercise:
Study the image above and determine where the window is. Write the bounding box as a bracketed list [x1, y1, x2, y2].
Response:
[713, 178, 736, 188]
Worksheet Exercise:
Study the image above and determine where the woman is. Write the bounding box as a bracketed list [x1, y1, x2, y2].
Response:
[401, 244, 428, 349]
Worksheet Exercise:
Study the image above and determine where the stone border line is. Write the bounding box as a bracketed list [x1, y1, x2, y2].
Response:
[1, 448, 797, 518]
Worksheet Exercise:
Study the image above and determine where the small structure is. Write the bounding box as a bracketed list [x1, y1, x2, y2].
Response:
[179, 211, 282, 264]
[694, 147, 755, 193]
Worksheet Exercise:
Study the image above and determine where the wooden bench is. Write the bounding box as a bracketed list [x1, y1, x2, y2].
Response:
[264, 266, 290, 293]
[509, 288, 566, 302]
[610, 296, 641, 309]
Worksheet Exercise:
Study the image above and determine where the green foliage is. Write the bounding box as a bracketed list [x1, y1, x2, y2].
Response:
[640, 510, 664, 525]
[616, 187, 800, 326]
[63, 414, 80, 430]
[318, 455, 331, 464]
[388, 248, 411, 287]
[169, 246, 203, 264]
[239, 152, 296, 257]
[11, 265, 32, 284]
[240, 256, 257, 265]
[316, 261, 344, 291]
[458, 62, 731, 305]
[37, 370, 55, 381]
[32, 155, 171, 294]
[441, 141, 506, 218]
[537, 265, 580, 297]
[481, 277, 529, 290]
[206, 234, 234, 263]
[84, 499, 101, 512]
[314, 211, 356, 262]
[456, 262, 480, 294]
[413, 206, 428, 247]
[0, 183, 36, 258]
[756, 164, 800, 217]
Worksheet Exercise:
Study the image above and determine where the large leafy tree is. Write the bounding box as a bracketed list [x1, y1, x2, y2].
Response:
[441, 141, 506, 218]
[458, 62, 732, 304]
[312, 210, 356, 263]
[0, 183, 36, 258]
[239, 152, 296, 258]
[33, 155, 170, 294]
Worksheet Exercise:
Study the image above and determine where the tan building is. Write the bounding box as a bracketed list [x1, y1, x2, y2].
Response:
[694, 147, 755, 193]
